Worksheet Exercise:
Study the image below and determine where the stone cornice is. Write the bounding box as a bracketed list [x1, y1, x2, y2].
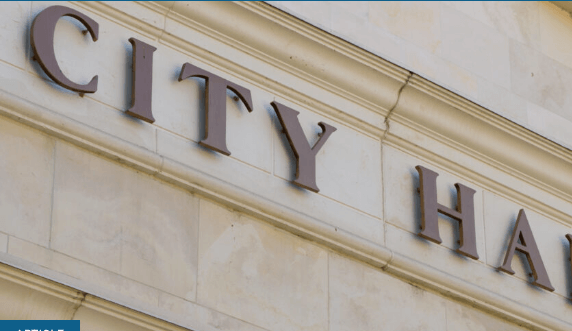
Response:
[388, 75, 572, 224]
[551, 1, 572, 14]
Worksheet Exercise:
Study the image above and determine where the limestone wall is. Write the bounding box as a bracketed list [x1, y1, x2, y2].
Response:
[0, 2, 570, 331]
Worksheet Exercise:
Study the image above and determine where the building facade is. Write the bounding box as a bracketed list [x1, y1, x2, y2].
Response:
[1, 1, 572, 330]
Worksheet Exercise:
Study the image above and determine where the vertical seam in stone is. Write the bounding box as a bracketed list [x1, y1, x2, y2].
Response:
[381, 72, 413, 143]
[482, 190, 488, 265]
[326, 251, 330, 331]
[26, 1, 33, 74]
[119, 222, 123, 274]
[155, 128, 158, 154]
[48, 140, 58, 249]
[271, 96, 276, 176]
[194, 199, 201, 303]
[157, 1, 176, 42]
[381, 141, 386, 246]
[444, 300, 449, 331]
[381, 248, 394, 271]
[69, 291, 87, 320]
[159, 155, 165, 174]
[379, 73, 411, 263]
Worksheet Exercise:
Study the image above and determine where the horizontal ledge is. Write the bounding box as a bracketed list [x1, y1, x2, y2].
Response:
[76, 1, 405, 137]
[0, 262, 189, 331]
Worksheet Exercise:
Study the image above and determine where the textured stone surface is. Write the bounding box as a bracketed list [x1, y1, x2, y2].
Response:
[0, 2, 30, 70]
[0, 233, 7, 253]
[539, 3, 572, 69]
[329, 253, 448, 331]
[444, 1, 540, 48]
[158, 292, 269, 331]
[9, 215, 162, 308]
[445, 300, 528, 331]
[0, 117, 54, 248]
[440, 5, 511, 89]
[369, 2, 442, 54]
[51, 142, 199, 299]
[197, 199, 328, 331]
[510, 39, 572, 123]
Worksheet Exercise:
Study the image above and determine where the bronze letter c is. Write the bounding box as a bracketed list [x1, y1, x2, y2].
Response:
[31, 5, 99, 94]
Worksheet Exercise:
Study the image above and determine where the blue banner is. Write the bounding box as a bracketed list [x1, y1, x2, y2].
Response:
[0, 320, 80, 331]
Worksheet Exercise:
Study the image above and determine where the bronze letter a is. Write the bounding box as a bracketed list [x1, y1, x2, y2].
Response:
[499, 209, 554, 292]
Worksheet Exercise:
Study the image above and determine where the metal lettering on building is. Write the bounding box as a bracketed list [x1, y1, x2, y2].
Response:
[27, 5, 572, 299]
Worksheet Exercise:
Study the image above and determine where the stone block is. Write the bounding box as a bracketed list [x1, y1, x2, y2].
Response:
[331, 5, 402, 65]
[443, 2, 540, 48]
[51, 142, 132, 272]
[8, 236, 161, 308]
[0, 117, 54, 248]
[440, 5, 511, 89]
[0, 2, 30, 70]
[0, 233, 7, 253]
[120, 174, 199, 301]
[51, 141, 199, 299]
[510, 39, 572, 122]
[332, 1, 369, 19]
[539, 2, 572, 70]
[369, 2, 442, 54]
[329, 252, 447, 331]
[197, 199, 328, 331]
